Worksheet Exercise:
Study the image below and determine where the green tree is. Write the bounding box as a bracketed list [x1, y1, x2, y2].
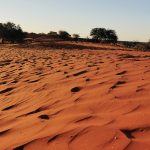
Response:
[90, 28, 107, 41]
[58, 31, 71, 40]
[0, 22, 25, 43]
[90, 28, 118, 43]
[0, 23, 6, 43]
[106, 30, 118, 43]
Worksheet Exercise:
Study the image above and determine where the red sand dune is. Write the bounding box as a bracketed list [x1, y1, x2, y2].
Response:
[0, 43, 150, 150]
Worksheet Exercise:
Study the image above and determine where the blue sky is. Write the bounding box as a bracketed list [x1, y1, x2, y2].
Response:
[0, 0, 149, 42]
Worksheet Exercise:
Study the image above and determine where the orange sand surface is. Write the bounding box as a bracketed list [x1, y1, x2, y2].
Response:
[0, 44, 150, 150]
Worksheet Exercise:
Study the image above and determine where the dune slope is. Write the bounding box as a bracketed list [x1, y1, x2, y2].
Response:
[0, 45, 150, 150]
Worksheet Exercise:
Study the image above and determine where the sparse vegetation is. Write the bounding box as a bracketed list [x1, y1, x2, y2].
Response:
[0, 21, 149, 52]
[0, 22, 25, 43]
[58, 31, 71, 40]
[135, 41, 150, 51]
[120, 40, 150, 51]
[48, 31, 58, 38]
[72, 34, 80, 41]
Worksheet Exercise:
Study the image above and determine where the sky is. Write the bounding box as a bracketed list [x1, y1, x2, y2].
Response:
[0, 0, 149, 42]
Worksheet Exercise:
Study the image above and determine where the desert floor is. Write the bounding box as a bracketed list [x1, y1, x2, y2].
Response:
[0, 43, 150, 150]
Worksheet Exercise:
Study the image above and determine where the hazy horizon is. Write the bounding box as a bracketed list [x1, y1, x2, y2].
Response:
[0, 0, 149, 42]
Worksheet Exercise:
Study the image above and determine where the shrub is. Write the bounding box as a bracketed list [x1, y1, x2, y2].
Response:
[72, 34, 80, 41]
[58, 31, 71, 40]
[135, 42, 150, 51]
[48, 31, 58, 38]
[90, 28, 118, 43]
[0, 22, 25, 43]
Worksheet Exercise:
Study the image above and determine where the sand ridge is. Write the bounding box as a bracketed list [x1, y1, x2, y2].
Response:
[0, 45, 150, 150]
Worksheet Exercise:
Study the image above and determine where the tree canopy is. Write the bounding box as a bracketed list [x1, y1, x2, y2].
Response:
[0, 22, 25, 43]
[58, 31, 71, 40]
[90, 28, 118, 43]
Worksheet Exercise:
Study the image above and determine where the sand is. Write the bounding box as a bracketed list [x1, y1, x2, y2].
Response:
[0, 43, 150, 150]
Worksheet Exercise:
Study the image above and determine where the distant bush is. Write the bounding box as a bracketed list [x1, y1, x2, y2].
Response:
[24, 32, 38, 39]
[58, 31, 71, 40]
[72, 34, 80, 41]
[48, 31, 59, 38]
[0, 22, 25, 43]
[120, 40, 150, 51]
[90, 28, 118, 43]
[121, 41, 138, 48]
[135, 42, 150, 51]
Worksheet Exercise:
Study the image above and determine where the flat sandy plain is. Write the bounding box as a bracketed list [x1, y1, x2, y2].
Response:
[0, 42, 150, 150]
